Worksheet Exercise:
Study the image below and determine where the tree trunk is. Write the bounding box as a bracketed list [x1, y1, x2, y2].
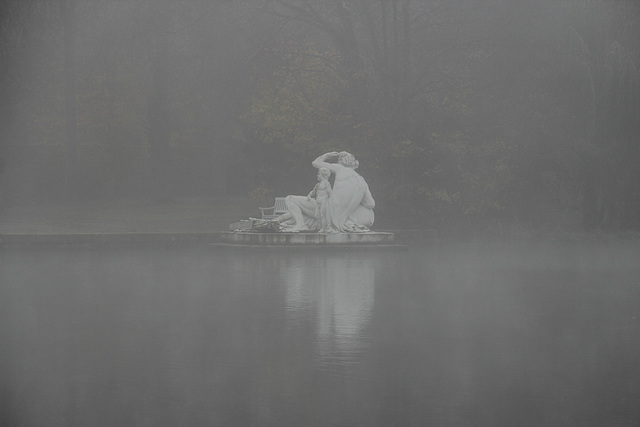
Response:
[147, 3, 172, 201]
[60, 0, 77, 199]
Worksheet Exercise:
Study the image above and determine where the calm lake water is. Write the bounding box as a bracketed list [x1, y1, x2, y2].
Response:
[1, 240, 640, 426]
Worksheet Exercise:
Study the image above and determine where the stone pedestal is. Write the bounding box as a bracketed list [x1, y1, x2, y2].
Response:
[219, 231, 402, 249]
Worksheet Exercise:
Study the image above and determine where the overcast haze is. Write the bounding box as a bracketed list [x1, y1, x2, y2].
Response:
[1, 0, 639, 232]
[2, 2, 640, 426]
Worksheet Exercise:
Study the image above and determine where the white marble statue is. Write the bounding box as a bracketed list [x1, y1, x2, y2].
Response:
[276, 151, 375, 232]
[307, 167, 333, 232]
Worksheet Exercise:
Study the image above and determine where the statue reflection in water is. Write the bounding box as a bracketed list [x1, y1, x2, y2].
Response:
[283, 256, 375, 362]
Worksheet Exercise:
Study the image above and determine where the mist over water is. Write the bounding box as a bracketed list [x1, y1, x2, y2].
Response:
[2, 241, 639, 426]
[2, 2, 640, 425]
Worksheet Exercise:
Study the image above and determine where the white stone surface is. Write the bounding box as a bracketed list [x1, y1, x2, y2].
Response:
[275, 151, 375, 232]
[220, 231, 396, 246]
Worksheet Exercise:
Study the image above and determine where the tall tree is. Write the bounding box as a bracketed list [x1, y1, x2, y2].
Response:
[60, 0, 78, 198]
[145, 1, 171, 200]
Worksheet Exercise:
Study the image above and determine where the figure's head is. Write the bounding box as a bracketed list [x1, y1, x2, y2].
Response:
[317, 167, 331, 180]
[337, 151, 359, 169]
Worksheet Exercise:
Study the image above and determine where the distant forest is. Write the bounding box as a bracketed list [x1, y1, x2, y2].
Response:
[2, 0, 639, 232]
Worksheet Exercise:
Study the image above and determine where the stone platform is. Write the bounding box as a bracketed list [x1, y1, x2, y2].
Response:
[218, 231, 405, 249]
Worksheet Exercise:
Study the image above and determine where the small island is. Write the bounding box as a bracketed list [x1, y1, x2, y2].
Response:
[224, 151, 399, 248]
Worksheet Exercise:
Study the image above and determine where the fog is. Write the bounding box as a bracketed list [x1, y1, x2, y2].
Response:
[2, 242, 639, 425]
[2, 1, 640, 425]
[1, 0, 639, 230]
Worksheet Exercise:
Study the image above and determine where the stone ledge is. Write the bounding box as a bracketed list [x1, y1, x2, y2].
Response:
[0, 230, 426, 249]
[219, 231, 396, 246]
[211, 242, 407, 251]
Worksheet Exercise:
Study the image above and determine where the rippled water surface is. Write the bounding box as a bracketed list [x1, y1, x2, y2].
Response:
[2, 240, 640, 426]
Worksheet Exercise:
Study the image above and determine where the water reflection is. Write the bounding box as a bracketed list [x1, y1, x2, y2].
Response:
[2, 243, 640, 426]
[282, 257, 374, 363]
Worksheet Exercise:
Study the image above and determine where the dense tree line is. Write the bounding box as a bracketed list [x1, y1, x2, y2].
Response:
[1, 0, 639, 231]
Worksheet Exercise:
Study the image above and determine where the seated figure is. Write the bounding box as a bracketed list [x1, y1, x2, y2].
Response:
[276, 151, 375, 232]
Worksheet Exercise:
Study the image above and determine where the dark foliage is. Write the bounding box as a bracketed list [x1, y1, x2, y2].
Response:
[1, 0, 639, 231]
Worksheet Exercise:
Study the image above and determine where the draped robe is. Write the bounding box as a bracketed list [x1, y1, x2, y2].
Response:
[281, 161, 374, 232]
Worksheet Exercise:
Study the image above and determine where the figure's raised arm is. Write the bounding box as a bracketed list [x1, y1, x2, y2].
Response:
[312, 152, 340, 172]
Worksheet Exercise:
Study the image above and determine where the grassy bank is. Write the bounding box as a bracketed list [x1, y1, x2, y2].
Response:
[0, 197, 258, 234]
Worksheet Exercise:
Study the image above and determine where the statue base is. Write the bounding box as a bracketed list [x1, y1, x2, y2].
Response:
[217, 231, 404, 249]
